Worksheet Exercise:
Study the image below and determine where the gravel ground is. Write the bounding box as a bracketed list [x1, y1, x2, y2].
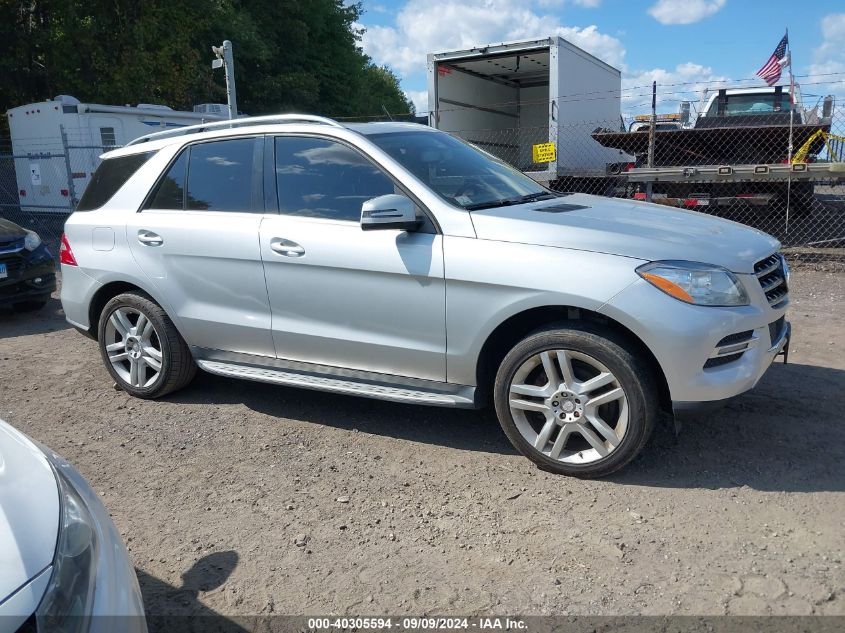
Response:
[1, 268, 843, 618]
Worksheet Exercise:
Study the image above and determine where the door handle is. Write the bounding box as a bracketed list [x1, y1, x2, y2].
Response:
[137, 230, 163, 246]
[270, 238, 305, 257]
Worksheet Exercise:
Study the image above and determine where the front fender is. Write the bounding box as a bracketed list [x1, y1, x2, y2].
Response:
[443, 236, 644, 385]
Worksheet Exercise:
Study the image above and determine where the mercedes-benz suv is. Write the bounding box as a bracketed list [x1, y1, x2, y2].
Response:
[59, 115, 790, 477]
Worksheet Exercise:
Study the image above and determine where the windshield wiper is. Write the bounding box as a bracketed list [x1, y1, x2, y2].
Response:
[463, 191, 558, 211]
[463, 199, 521, 211]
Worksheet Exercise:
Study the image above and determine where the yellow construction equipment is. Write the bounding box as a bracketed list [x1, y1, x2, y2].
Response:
[792, 130, 845, 164]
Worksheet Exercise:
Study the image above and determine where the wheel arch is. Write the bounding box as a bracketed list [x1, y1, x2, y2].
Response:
[474, 305, 671, 413]
[87, 280, 177, 342]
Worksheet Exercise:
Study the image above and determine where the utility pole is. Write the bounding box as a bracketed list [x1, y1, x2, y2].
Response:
[212, 40, 238, 119]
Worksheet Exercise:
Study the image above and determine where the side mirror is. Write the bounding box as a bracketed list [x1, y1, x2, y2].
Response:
[360, 194, 420, 232]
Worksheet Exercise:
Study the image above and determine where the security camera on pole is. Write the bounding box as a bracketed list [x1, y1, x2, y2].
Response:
[212, 40, 238, 120]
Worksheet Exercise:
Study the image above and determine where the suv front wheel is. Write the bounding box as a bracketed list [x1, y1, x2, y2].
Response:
[97, 292, 196, 398]
[494, 325, 658, 478]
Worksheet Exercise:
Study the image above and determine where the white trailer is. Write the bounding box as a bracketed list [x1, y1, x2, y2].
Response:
[427, 36, 625, 183]
[5, 96, 225, 212]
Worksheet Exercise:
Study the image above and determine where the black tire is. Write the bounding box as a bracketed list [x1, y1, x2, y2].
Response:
[97, 291, 196, 398]
[493, 324, 658, 478]
[12, 300, 48, 312]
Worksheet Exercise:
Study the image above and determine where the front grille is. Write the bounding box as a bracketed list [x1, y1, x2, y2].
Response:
[704, 353, 744, 369]
[769, 316, 785, 345]
[754, 253, 788, 307]
[0, 237, 24, 252]
[0, 254, 24, 275]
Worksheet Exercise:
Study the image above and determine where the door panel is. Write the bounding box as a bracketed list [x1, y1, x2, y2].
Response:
[260, 215, 446, 381]
[126, 136, 273, 356]
[127, 210, 275, 356]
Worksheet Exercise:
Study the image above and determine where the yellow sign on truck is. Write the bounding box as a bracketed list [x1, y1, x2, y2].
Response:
[532, 142, 557, 164]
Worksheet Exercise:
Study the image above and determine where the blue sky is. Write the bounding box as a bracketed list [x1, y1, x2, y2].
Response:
[355, 0, 845, 115]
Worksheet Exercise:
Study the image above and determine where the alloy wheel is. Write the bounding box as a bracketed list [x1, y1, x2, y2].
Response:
[103, 306, 163, 389]
[508, 349, 629, 464]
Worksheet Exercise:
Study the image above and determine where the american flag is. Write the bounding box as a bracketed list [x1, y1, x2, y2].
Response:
[756, 34, 789, 86]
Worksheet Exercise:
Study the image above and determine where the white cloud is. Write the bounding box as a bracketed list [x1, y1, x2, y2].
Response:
[360, 0, 625, 77]
[532, 0, 602, 7]
[405, 90, 429, 114]
[647, 0, 725, 25]
[800, 13, 845, 111]
[538, 0, 602, 6]
[622, 62, 729, 116]
[554, 24, 625, 68]
[360, 0, 731, 123]
[808, 13, 845, 79]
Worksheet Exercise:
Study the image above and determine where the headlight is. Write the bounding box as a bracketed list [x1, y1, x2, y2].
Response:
[636, 261, 749, 306]
[36, 467, 99, 632]
[24, 230, 42, 251]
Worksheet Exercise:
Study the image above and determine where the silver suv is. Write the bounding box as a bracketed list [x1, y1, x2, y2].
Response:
[60, 115, 790, 477]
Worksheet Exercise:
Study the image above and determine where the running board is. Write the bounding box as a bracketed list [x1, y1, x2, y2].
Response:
[196, 360, 477, 408]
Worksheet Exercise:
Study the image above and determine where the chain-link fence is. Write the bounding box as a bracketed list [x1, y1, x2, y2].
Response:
[434, 84, 845, 263]
[0, 129, 115, 257]
[2, 82, 843, 264]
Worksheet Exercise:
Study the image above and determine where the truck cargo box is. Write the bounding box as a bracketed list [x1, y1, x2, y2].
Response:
[427, 37, 625, 182]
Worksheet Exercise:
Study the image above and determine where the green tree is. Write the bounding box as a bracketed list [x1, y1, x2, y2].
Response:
[0, 0, 412, 124]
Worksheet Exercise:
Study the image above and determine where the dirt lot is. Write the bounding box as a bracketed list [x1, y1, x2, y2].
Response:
[1, 268, 843, 618]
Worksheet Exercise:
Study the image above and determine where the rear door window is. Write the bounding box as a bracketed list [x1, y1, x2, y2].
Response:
[144, 137, 263, 212]
[186, 138, 262, 211]
[76, 152, 154, 211]
[146, 152, 187, 210]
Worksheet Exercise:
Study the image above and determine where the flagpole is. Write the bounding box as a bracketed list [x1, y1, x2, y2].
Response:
[787, 28, 794, 164]
[785, 28, 794, 234]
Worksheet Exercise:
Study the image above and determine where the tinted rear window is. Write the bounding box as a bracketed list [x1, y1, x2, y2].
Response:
[146, 152, 187, 210]
[76, 152, 154, 211]
[186, 138, 259, 211]
[144, 138, 261, 212]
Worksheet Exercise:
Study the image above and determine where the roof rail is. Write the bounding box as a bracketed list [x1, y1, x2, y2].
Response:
[126, 114, 344, 146]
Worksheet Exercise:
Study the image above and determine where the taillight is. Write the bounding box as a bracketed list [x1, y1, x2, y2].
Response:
[59, 233, 78, 266]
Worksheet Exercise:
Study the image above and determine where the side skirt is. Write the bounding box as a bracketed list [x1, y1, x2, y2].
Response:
[192, 348, 478, 409]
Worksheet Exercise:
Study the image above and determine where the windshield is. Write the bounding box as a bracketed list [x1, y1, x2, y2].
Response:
[365, 130, 554, 210]
[629, 122, 680, 132]
[707, 93, 783, 117]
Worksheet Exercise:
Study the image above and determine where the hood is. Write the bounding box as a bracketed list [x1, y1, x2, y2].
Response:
[470, 193, 779, 274]
[0, 218, 27, 242]
[0, 420, 60, 603]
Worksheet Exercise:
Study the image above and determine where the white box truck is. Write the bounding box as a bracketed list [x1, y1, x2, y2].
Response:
[5, 95, 225, 213]
[427, 36, 626, 184]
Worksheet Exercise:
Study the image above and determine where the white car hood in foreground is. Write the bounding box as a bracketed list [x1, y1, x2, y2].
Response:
[0, 420, 60, 603]
[470, 193, 780, 274]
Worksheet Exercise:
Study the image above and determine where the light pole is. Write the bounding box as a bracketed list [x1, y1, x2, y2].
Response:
[212, 40, 238, 120]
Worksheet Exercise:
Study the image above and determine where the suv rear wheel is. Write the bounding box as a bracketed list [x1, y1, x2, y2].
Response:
[97, 292, 196, 398]
[493, 325, 657, 478]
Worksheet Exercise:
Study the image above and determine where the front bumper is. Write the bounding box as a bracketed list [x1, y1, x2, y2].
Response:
[33, 445, 146, 632]
[0, 245, 56, 306]
[600, 275, 790, 405]
[672, 321, 790, 413]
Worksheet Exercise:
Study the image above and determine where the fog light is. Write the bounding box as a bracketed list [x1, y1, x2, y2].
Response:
[34, 277, 43, 284]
